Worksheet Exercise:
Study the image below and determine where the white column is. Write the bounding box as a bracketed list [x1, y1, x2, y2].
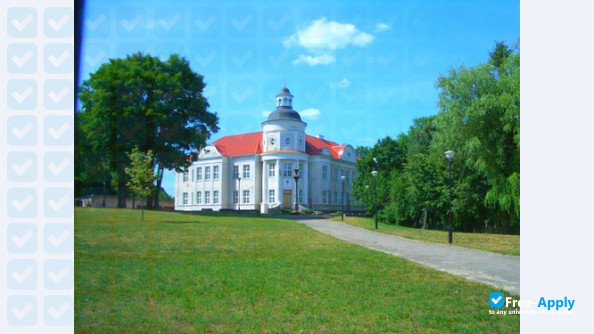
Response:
[303, 158, 308, 205]
[276, 158, 281, 204]
[262, 160, 268, 204]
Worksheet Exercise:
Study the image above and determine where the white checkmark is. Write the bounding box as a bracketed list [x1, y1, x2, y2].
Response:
[11, 195, 33, 212]
[11, 51, 34, 67]
[12, 266, 34, 283]
[48, 87, 70, 103]
[48, 14, 70, 31]
[12, 87, 34, 104]
[48, 195, 69, 211]
[49, 231, 70, 247]
[492, 296, 502, 304]
[48, 266, 70, 283]
[12, 303, 33, 320]
[11, 159, 34, 176]
[48, 158, 70, 175]
[49, 302, 70, 319]
[85, 15, 105, 31]
[48, 123, 70, 139]
[85, 51, 106, 67]
[195, 15, 216, 31]
[11, 230, 34, 247]
[121, 15, 142, 31]
[158, 15, 180, 31]
[48, 50, 70, 67]
[12, 123, 34, 140]
[11, 15, 34, 31]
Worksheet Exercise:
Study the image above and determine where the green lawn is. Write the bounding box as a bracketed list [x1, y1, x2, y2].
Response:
[76, 208, 519, 332]
[331, 216, 520, 256]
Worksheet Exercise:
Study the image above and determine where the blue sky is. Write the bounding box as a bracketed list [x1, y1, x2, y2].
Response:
[80, 0, 519, 196]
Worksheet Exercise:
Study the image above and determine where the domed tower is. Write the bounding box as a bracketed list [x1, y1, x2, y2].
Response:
[262, 85, 307, 153]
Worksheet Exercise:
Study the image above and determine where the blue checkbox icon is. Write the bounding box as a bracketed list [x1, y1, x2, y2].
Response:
[7, 152, 37, 182]
[44, 223, 74, 254]
[44, 79, 73, 110]
[8, 79, 37, 110]
[7, 224, 38, 254]
[7, 116, 37, 146]
[7, 7, 38, 38]
[8, 43, 37, 73]
[44, 188, 73, 218]
[44, 7, 73, 38]
[489, 292, 505, 307]
[155, 7, 184, 36]
[7, 188, 37, 218]
[44, 295, 74, 326]
[85, 7, 110, 37]
[44, 152, 73, 182]
[44, 115, 73, 146]
[44, 43, 73, 74]
[44, 260, 74, 290]
[7, 295, 37, 326]
[7, 259, 38, 290]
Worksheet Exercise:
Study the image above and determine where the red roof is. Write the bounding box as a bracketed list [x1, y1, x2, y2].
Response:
[210, 131, 348, 159]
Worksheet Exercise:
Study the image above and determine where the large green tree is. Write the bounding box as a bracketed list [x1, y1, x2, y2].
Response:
[77, 53, 219, 206]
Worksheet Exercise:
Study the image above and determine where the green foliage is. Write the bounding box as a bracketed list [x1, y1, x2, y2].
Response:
[124, 147, 157, 199]
[353, 42, 519, 234]
[76, 52, 219, 206]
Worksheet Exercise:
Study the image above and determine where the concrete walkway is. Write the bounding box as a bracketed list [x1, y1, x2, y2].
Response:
[295, 217, 520, 295]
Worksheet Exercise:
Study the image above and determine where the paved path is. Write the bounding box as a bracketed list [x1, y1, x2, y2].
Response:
[295, 218, 520, 295]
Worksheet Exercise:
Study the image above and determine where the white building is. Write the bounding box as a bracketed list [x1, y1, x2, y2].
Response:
[175, 85, 359, 213]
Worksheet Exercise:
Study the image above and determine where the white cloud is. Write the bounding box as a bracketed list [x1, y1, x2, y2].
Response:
[284, 17, 374, 51]
[375, 22, 390, 32]
[284, 17, 374, 66]
[293, 53, 336, 66]
[331, 78, 351, 89]
[300, 108, 321, 120]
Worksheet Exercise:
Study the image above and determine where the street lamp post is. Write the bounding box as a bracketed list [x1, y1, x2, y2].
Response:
[445, 150, 455, 244]
[341, 175, 346, 221]
[371, 170, 378, 229]
[237, 176, 241, 212]
[293, 167, 300, 213]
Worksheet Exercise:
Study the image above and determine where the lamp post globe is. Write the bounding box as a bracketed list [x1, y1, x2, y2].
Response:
[444, 150, 455, 243]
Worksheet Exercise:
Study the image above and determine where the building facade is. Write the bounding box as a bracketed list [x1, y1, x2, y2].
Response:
[175, 86, 359, 213]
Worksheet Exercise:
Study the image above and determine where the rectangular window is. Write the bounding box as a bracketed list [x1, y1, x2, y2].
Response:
[183, 170, 188, 182]
[328, 191, 332, 204]
[243, 190, 250, 204]
[269, 163, 275, 177]
[197, 167, 202, 181]
[298, 190, 303, 203]
[283, 162, 292, 177]
[213, 190, 219, 204]
[233, 165, 239, 179]
[205, 191, 210, 204]
[197, 191, 202, 204]
[183, 192, 188, 204]
[299, 163, 304, 173]
[233, 190, 239, 204]
[243, 165, 250, 179]
[269, 189, 275, 202]
[322, 191, 328, 204]
[213, 166, 219, 180]
[322, 165, 328, 180]
[205, 166, 211, 180]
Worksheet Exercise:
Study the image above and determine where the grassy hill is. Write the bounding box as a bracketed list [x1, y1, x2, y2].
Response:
[75, 208, 519, 332]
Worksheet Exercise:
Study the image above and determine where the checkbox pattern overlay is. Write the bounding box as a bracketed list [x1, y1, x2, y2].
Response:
[1, 1, 74, 331]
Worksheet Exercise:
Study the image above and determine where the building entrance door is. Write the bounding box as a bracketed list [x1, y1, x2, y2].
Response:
[282, 190, 292, 209]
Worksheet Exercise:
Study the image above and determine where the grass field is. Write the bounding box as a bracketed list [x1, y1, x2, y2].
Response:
[75, 208, 519, 332]
[331, 216, 520, 256]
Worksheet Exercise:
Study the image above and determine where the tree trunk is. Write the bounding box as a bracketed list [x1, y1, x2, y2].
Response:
[153, 165, 164, 209]
[423, 208, 428, 229]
